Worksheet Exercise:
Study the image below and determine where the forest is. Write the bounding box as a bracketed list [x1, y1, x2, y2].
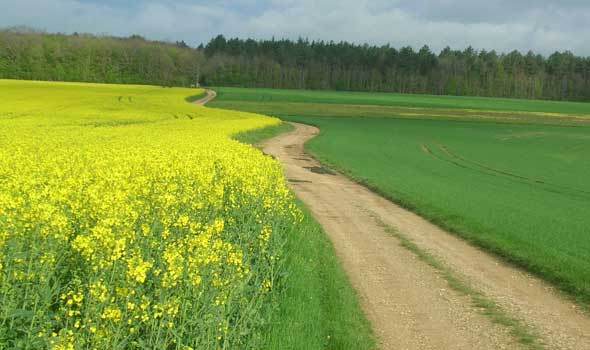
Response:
[1, 28, 590, 101]
[0, 28, 204, 86]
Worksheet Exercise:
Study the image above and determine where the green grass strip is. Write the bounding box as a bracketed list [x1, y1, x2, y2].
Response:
[264, 202, 375, 349]
[373, 216, 544, 350]
[233, 122, 294, 146]
[235, 122, 375, 349]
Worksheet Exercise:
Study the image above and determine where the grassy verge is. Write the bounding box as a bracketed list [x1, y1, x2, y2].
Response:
[264, 202, 375, 349]
[234, 123, 375, 350]
[233, 122, 294, 146]
[372, 217, 543, 350]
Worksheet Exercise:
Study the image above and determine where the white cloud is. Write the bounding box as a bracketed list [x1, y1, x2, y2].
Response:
[1, 0, 589, 55]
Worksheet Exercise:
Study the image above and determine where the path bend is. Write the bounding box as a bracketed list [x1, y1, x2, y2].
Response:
[192, 89, 217, 106]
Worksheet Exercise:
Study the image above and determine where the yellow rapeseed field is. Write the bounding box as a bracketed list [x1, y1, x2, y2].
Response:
[0, 80, 301, 349]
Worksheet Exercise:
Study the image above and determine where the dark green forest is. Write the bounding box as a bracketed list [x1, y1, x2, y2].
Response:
[2, 28, 590, 101]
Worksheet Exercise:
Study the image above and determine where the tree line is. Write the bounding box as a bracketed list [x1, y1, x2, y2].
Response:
[0, 28, 204, 86]
[202, 35, 590, 101]
[2, 28, 590, 101]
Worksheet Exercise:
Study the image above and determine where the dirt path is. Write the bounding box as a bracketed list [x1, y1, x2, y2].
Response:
[262, 122, 590, 350]
[192, 89, 217, 106]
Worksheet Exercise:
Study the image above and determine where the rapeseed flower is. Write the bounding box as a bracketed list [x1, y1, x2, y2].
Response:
[0, 80, 301, 349]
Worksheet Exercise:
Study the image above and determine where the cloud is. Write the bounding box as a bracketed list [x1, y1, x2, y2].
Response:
[1, 0, 589, 55]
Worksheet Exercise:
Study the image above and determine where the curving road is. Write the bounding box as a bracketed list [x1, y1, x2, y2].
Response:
[261, 122, 590, 350]
[192, 89, 217, 106]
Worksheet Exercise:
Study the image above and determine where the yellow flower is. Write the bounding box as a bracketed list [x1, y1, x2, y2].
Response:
[125, 252, 153, 284]
[101, 306, 122, 323]
[0, 79, 302, 348]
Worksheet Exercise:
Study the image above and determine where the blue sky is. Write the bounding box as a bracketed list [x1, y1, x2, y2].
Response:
[2, 0, 590, 55]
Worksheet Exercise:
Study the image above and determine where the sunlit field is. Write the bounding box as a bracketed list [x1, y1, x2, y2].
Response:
[211, 87, 590, 305]
[0, 80, 375, 350]
[0, 80, 303, 349]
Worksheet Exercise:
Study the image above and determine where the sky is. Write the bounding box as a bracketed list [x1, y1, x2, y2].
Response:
[1, 0, 590, 55]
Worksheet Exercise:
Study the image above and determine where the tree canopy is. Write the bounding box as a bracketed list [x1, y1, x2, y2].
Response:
[2, 29, 590, 101]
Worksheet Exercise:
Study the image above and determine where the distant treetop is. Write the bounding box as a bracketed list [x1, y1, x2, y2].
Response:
[1, 29, 589, 101]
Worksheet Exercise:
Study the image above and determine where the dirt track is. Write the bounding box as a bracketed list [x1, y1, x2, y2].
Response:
[261, 122, 590, 350]
[193, 89, 217, 105]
